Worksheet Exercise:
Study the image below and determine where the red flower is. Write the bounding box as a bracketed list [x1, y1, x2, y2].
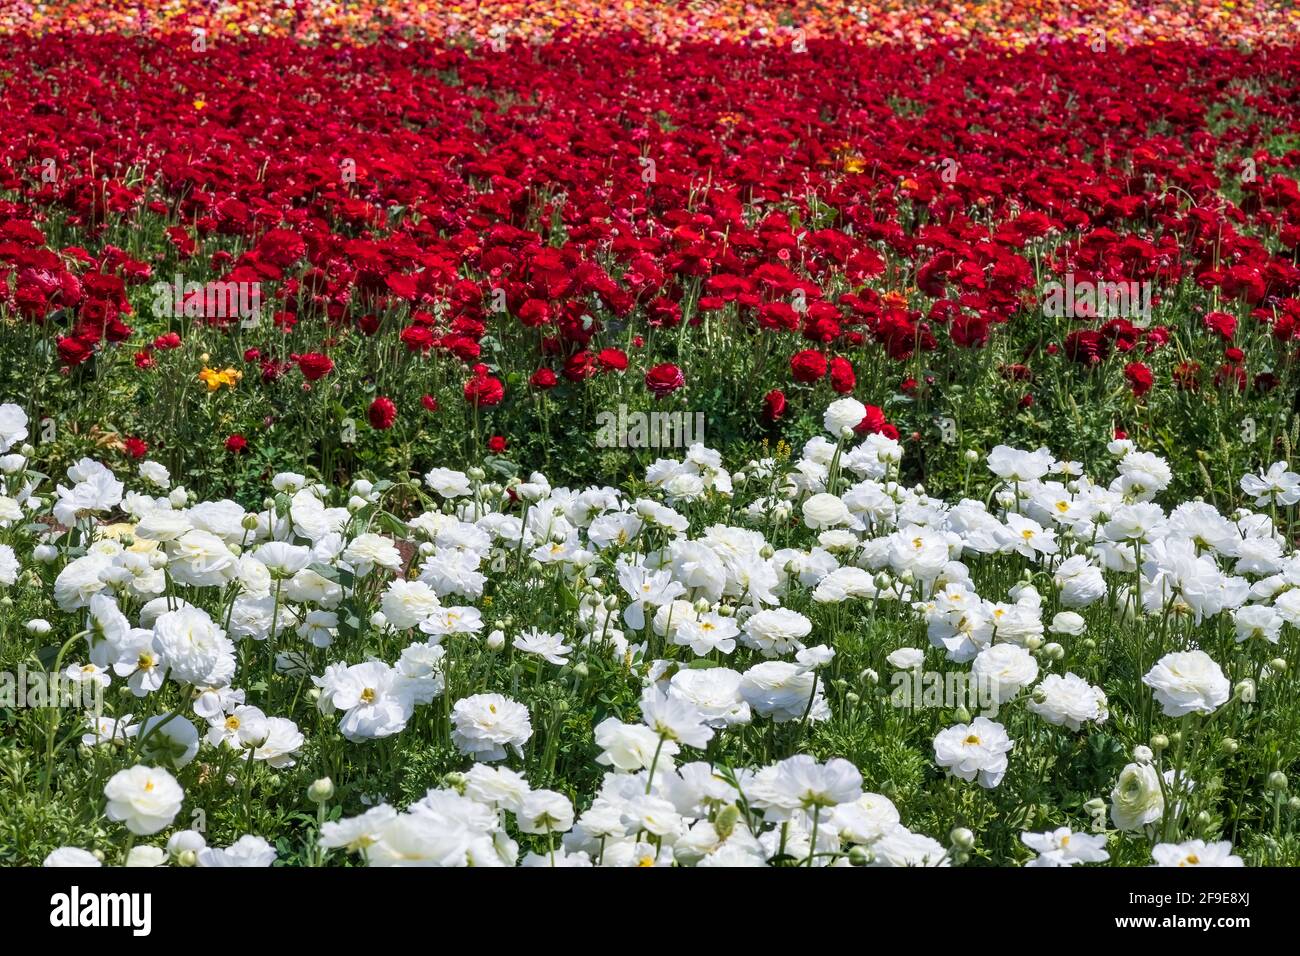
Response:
[530, 368, 558, 390]
[644, 363, 685, 397]
[57, 336, 94, 366]
[1204, 311, 1238, 341]
[1124, 361, 1154, 397]
[563, 350, 597, 382]
[153, 332, 182, 350]
[464, 365, 505, 407]
[762, 388, 787, 422]
[488, 436, 508, 453]
[828, 356, 856, 394]
[401, 325, 436, 353]
[1063, 330, 1109, 365]
[597, 348, 628, 372]
[225, 434, 248, 454]
[854, 404, 889, 435]
[295, 352, 335, 381]
[368, 396, 397, 430]
[789, 349, 827, 383]
[134, 350, 156, 370]
[122, 436, 148, 459]
[421, 394, 439, 412]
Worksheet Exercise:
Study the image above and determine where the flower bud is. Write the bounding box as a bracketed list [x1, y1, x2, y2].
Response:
[572, 662, 589, 680]
[486, 629, 505, 651]
[1150, 734, 1169, 752]
[1268, 771, 1289, 792]
[1133, 745, 1153, 764]
[949, 827, 975, 850]
[241, 513, 260, 531]
[963, 449, 979, 463]
[847, 845, 871, 866]
[1220, 737, 1239, 755]
[308, 777, 335, 803]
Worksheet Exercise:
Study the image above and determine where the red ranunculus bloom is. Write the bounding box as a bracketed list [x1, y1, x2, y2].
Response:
[644, 363, 685, 397]
[789, 349, 827, 383]
[488, 436, 508, 453]
[1204, 311, 1238, 341]
[1124, 361, 1154, 397]
[421, 394, 439, 412]
[368, 396, 397, 430]
[225, 434, 248, 454]
[530, 368, 558, 389]
[122, 436, 148, 459]
[763, 388, 787, 422]
[854, 404, 889, 435]
[597, 348, 628, 372]
[828, 356, 856, 394]
[295, 352, 335, 381]
[464, 365, 505, 407]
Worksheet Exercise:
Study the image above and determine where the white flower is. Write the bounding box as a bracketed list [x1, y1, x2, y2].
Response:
[741, 608, 812, 658]
[1142, 650, 1230, 717]
[254, 541, 312, 577]
[739, 661, 828, 723]
[668, 668, 751, 727]
[136, 715, 200, 768]
[315, 660, 415, 742]
[933, 717, 1013, 788]
[640, 686, 713, 749]
[987, 445, 1053, 482]
[0, 403, 29, 453]
[151, 606, 235, 687]
[1049, 611, 1086, 636]
[1028, 672, 1108, 730]
[971, 643, 1038, 705]
[0, 543, 19, 586]
[866, 826, 950, 867]
[516, 790, 574, 834]
[103, 765, 184, 835]
[42, 848, 100, 868]
[1233, 604, 1282, 644]
[802, 493, 851, 530]
[138, 460, 171, 490]
[197, 835, 277, 867]
[380, 579, 441, 630]
[595, 717, 674, 772]
[1021, 827, 1109, 866]
[1240, 462, 1300, 507]
[1110, 762, 1165, 832]
[425, 468, 472, 498]
[1151, 839, 1243, 868]
[343, 533, 403, 575]
[823, 398, 867, 437]
[451, 693, 532, 762]
[513, 628, 573, 666]
[886, 647, 924, 671]
[832, 793, 901, 845]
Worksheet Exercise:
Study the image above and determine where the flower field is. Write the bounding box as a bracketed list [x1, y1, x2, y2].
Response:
[2, 2, 1300, 872]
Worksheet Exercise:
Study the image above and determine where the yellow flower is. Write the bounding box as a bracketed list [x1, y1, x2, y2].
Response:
[843, 155, 867, 174]
[199, 367, 242, 391]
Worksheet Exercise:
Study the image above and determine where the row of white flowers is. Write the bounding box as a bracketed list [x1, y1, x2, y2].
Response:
[1, 398, 1286, 867]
